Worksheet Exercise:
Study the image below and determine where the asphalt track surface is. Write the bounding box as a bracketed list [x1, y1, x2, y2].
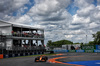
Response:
[0, 53, 100, 66]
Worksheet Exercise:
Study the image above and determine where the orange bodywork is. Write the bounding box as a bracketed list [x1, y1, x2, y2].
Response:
[39, 57, 42, 60]
[35, 56, 47, 62]
[36, 60, 39, 61]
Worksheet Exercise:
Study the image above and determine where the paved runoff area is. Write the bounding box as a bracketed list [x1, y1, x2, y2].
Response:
[0, 53, 100, 66]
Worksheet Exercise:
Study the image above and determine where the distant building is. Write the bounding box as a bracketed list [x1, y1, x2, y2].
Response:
[0, 20, 45, 50]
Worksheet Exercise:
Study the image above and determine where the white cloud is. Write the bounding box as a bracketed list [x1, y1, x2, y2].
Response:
[0, 0, 30, 13]
[0, 0, 30, 20]
[65, 35, 74, 39]
[2, 14, 32, 25]
[69, 30, 86, 35]
[73, 0, 100, 28]
[69, 0, 100, 43]
[28, 0, 71, 22]
[25, 0, 73, 43]
[89, 22, 98, 29]
[1, 0, 100, 44]
[97, 0, 100, 5]
[74, 0, 94, 8]
[13, 15, 32, 24]
[77, 5, 95, 17]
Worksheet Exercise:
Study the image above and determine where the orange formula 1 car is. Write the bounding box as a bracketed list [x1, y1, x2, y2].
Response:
[34, 55, 48, 62]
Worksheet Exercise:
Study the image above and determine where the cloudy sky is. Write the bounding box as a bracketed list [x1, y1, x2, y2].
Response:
[0, 0, 100, 44]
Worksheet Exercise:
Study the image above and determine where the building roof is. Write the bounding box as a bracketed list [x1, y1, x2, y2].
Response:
[0, 20, 44, 30]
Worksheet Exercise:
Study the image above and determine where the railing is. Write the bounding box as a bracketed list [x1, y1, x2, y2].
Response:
[1, 33, 44, 38]
[13, 34, 44, 38]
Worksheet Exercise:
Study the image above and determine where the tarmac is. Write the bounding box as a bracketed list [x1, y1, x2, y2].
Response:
[0, 53, 100, 66]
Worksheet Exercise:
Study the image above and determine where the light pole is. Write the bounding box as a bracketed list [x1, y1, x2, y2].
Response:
[86, 35, 87, 44]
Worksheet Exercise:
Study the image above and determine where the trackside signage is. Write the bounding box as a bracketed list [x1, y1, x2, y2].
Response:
[53, 50, 68, 52]
[94, 50, 100, 52]
[61, 50, 68, 52]
[76, 50, 84, 52]
[85, 50, 94, 53]
[96, 45, 100, 50]
[82, 45, 95, 50]
[69, 50, 76, 52]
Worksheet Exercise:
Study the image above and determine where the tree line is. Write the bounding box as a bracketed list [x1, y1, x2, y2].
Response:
[47, 31, 100, 47]
[88, 31, 100, 45]
[47, 40, 73, 47]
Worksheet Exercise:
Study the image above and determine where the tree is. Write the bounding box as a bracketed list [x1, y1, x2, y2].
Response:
[47, 40, 73, 47]
[88, 41, 94, 45]
[73, 42, 80, 44]
[92, 31, 100, 45]
[47, 40, 52, 47]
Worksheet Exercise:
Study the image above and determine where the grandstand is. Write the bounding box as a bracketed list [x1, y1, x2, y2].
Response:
[0, 20, 45, 58]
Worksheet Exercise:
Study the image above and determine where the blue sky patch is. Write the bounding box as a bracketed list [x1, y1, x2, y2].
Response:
[92, 0, 97, 6]
[66, 0, 78, 15]
[12, 0, 98, 16]
[12, 0, 35, 16]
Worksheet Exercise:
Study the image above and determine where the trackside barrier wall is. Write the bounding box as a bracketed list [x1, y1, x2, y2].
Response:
[53, 50, 68, 53]
[85, 50, 94, 53]
[60, 50, 68, 52]
[96, 45, 100, 50]
[0, 54, 3, 59]
[76, 50, 84, 52]
[3, 52, 43, 58]
[94, 50, 100, 52]
[69, 50, 76, 52]
[53, 50, 100, 53]
[53, 45, 100, 53]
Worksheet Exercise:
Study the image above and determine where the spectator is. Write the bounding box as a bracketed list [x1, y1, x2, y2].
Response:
[12, 30, 14, 34]
[17, 31, 20, 36]
[14, 32, 17, 36]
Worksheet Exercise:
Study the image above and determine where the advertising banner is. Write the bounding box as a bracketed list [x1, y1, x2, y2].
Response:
[94, 50, 100, 52]
[85, 50, 94, 53]
[82, 45, 95, 50]
[53, 50, 68, 52]
[76, 50, 84, 52]
[53, 50, 57, 52]
[69, 50, 76, 52]
[61, 50, 68, 52]
[96, 45, 100, 50]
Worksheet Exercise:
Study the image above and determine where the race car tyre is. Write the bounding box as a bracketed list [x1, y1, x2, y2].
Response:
[45, 57, 48, 60]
